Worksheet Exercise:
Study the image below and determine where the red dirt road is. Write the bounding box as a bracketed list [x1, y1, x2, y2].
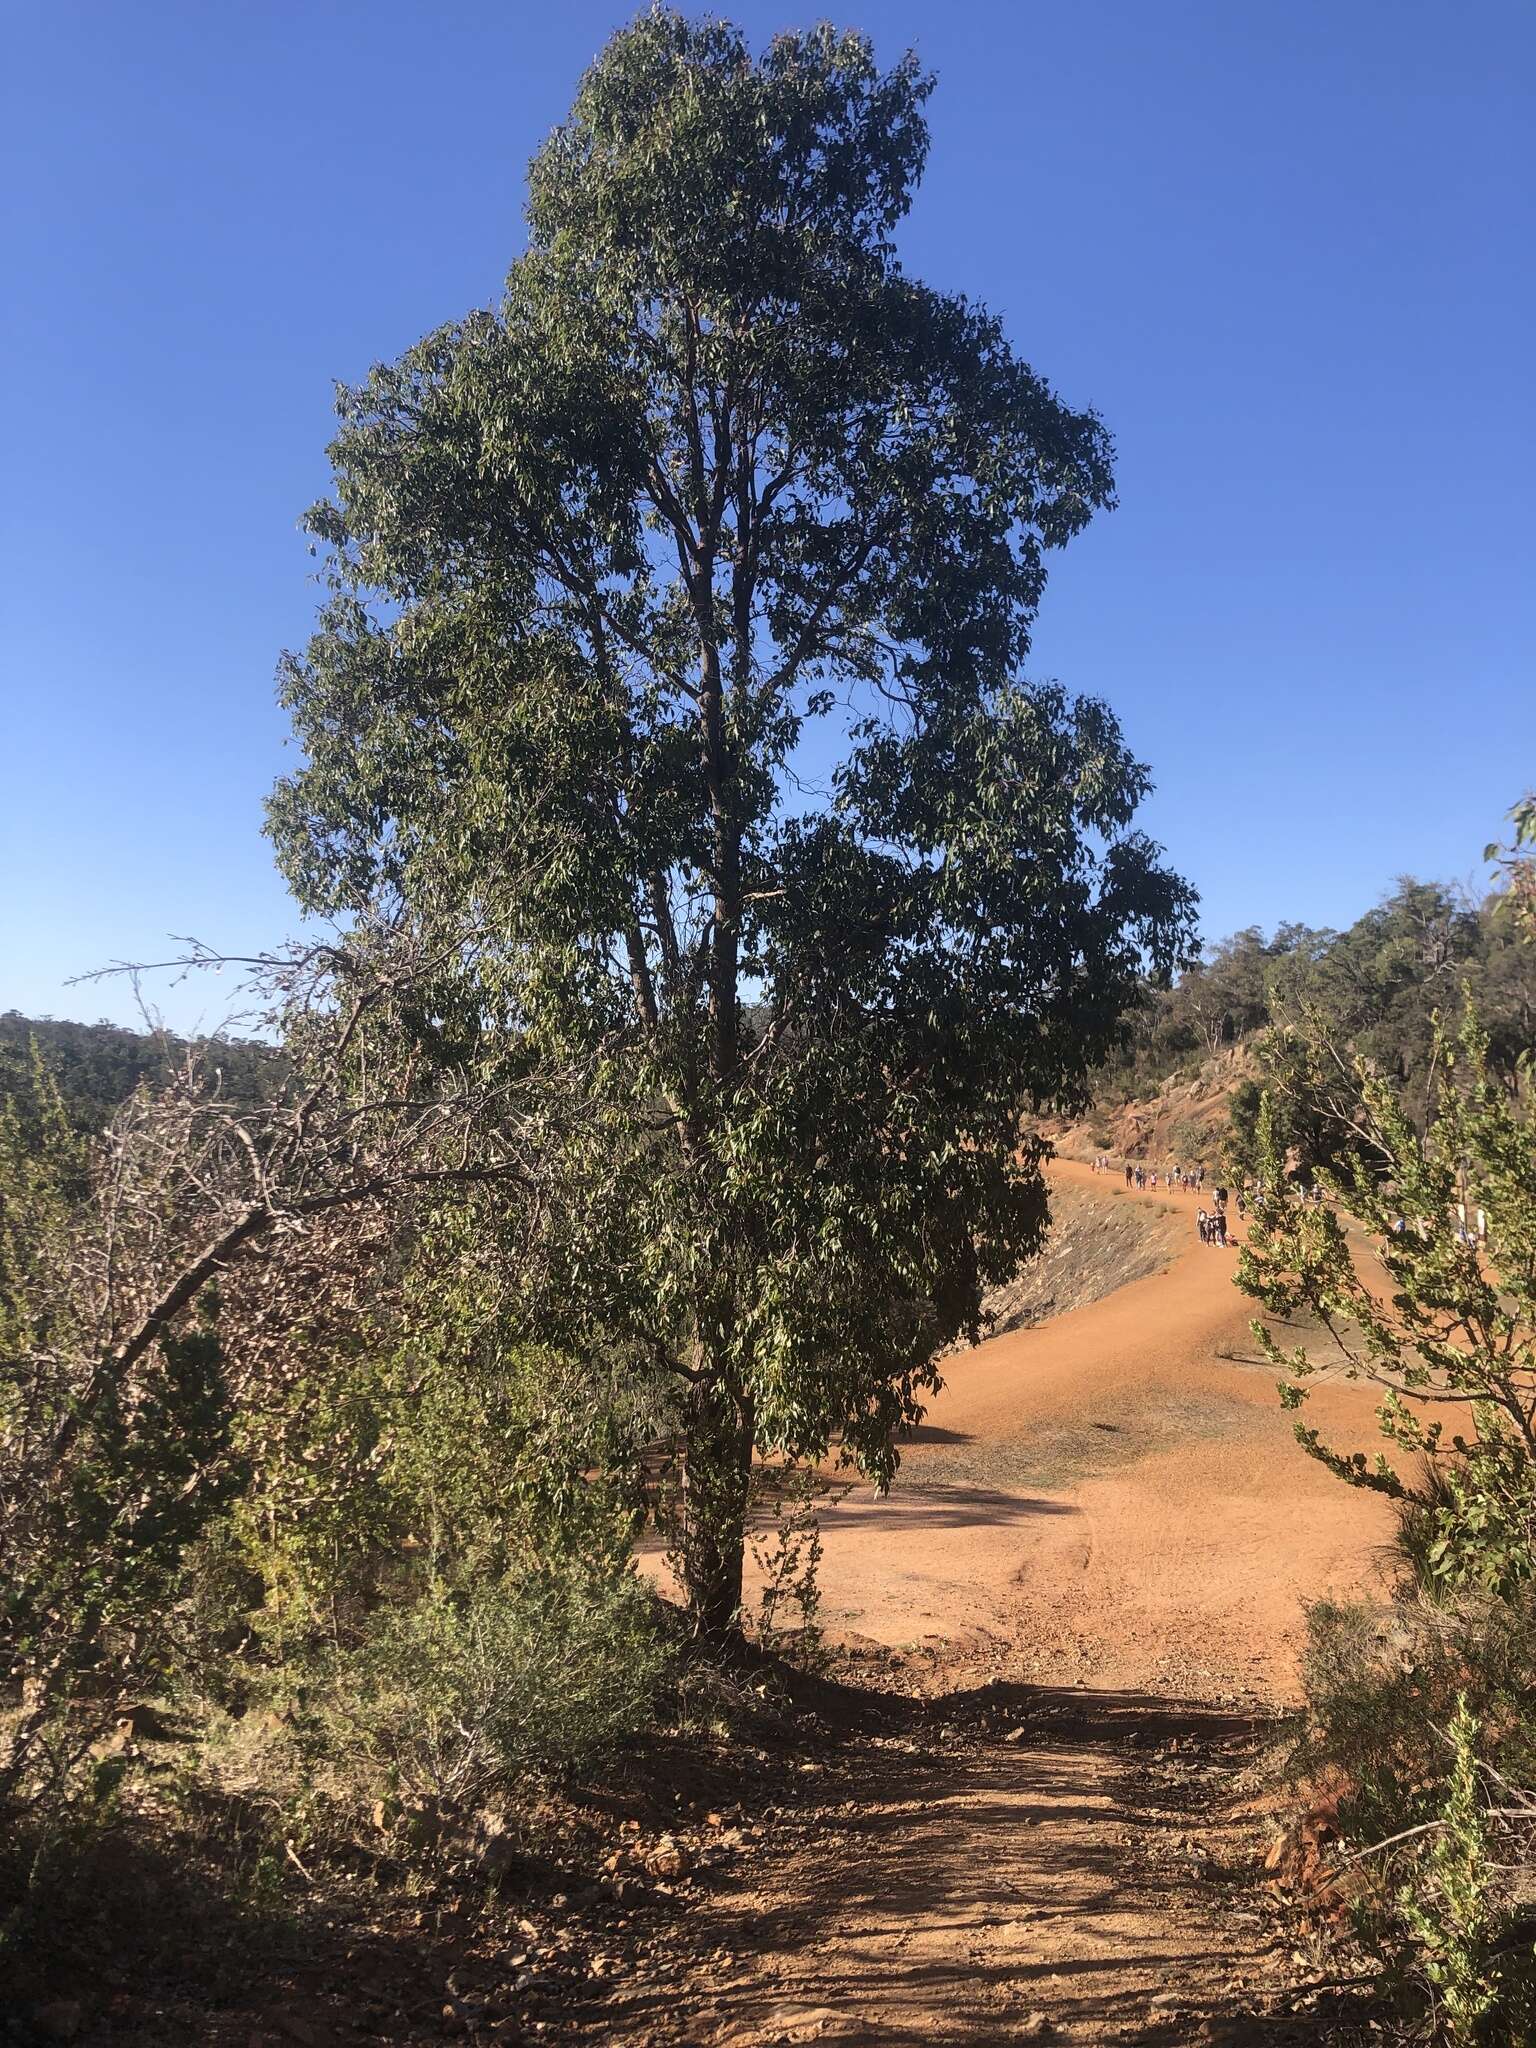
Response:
[759, 1162, 1392, 1704]
[598, 1167, 1396, 2045]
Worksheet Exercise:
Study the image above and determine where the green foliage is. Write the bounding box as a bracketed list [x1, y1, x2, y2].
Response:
[749, 1465, 830, 1661]
[1296, 1598, 1536, 2046]
[1298, 1594, 1536, 1853]
[1096, 922, 1327, 1101]
[0, 1010, 279, 1143]
[1100, 880, 1535, 1129]
[0, 1075, 243, 1810]
[1167, 1114, 1209, 1164]
[2, 1063, 673, 1914]
[1487, 793, 1536, 943]
[0, 981, 661, 1834]
[1238, 1005, 1536, 1597]
[237, 1180, 656, 1608]
[303, 1560, 668, 1817]
[267, 8, 1194, 1634]
[1241, 859, 1536, 2040]
[1284, 885, 1489, 1129]
[1396, 1696, 1502, 2048]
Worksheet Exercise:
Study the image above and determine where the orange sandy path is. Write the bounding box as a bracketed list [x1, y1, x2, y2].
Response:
[766, 1161, 1393, 1704]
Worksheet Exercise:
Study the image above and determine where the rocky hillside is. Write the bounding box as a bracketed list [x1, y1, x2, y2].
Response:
[1046, 1044, 1256, 1173]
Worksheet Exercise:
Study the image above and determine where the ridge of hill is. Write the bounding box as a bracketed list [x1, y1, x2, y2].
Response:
[1048, 873, 1535, 1175]
[0, 1009, 280, 1132]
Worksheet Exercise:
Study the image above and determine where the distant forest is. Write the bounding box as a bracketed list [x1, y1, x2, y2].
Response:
[1095, 877, 1534, 1121]
[0, 1009, 280, 1135]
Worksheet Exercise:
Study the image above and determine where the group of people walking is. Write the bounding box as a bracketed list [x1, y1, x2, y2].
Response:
[1090, 1149, 1243, 1249]
[1196, 1204, 1230, 1247]
[1108, 1159, 1205, 1195]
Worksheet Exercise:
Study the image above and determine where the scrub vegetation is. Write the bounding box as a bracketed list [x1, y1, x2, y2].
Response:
[3, 8, 1531, 2042]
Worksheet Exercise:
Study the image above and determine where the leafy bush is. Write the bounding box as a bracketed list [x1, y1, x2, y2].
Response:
[1239, 1006, 1536, 1599]
[749, 1464, 831, 1662]
[1396, 1696, 1504, 2048]
[1298, 1592, 1536, 1843]
[0, 1072, 245, 1812]
[1235, 841, 1536, 2043]
[1169, 1115, 1208, 1163]
[301, 1560, 669, 1820]
[1291, 1590, 1536, 2042]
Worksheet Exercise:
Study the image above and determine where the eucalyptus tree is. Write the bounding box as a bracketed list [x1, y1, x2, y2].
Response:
[269, 11, 1196, 1636]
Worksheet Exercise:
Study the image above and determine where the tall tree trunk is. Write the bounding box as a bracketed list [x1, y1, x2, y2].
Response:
[678, 1377, 754, 1642]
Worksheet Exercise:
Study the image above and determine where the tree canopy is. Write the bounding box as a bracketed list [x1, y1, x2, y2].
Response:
[1097, 881, 1535, 1133]
[268, 10, 1195, 1632]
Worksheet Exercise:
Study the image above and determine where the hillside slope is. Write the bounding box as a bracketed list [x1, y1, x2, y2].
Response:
[972, 1173, 1185, 1337]
[748, 1159, 1388, 1701]
[1047, 1042, 1256, 1171]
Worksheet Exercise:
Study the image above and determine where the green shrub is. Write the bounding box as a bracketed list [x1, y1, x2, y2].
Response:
[1169, 1115, 1208, 1163]
[0, 1080, 245, 1814]
[1299, 1592, 1536, 1843]
[1293, 1592, 1536, 2043]
[1238, 1005, 1536, 1600]
[302, 1557, 669, 1817]
[1397, 1696, 1503, 2048]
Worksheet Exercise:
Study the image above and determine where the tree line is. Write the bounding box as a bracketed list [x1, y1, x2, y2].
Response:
[0, 1009, 280, 1137]
[1094, 876, 1535, 1125]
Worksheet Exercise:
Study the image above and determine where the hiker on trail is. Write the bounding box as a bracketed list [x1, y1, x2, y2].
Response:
[1215, 1209, 1228, 1247]
[1197, 1208, 1208, 1244]
[1125, 1162, 1133, 1186]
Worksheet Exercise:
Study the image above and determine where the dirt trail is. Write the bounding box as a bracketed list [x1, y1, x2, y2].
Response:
[596, 1166, 1392, 2046]
[773, 1161, 1392, 1702]
[575, 1684, 1345, 2046]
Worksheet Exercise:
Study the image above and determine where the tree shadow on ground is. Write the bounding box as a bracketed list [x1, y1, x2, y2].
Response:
[577, 1667, 1376, 2046]
[812, 1484, 1080, 1534]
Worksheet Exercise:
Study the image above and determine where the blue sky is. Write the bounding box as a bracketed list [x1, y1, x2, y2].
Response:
[4, 0, 1532, 1033]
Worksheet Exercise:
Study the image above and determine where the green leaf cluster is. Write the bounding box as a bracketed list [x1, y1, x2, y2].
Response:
[1238, 1002, 1536, 1599]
